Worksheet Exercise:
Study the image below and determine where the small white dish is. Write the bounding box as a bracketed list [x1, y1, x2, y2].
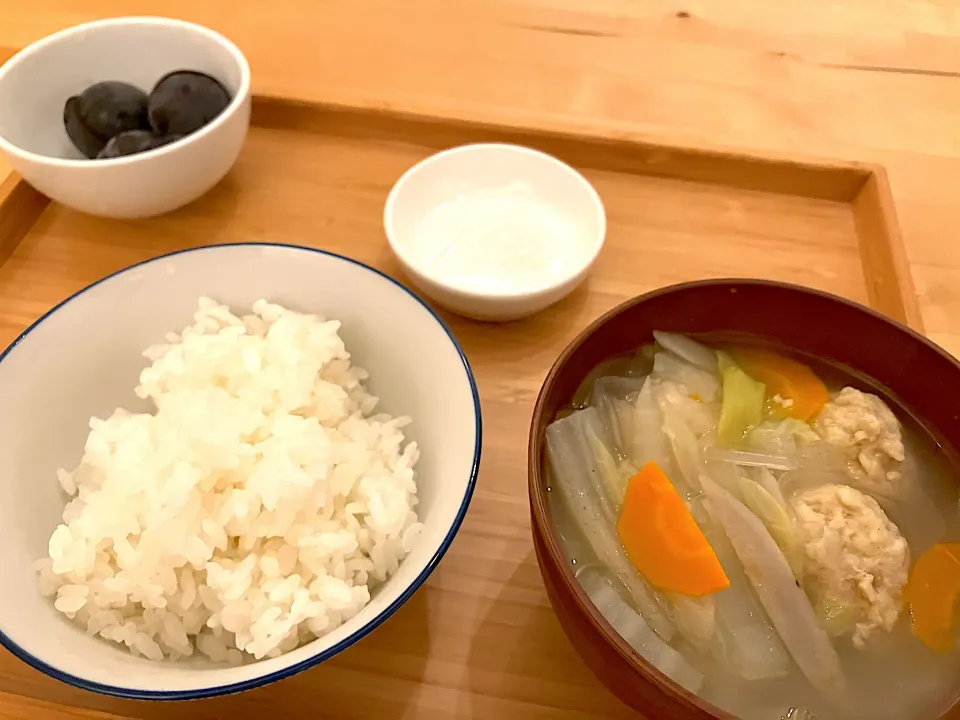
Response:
[0, 17, 251, 219]
[384, 143, 606, 321]
[0, 243, 480, 698]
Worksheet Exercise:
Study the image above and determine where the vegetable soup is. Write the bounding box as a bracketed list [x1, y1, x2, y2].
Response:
[546, 332, 960, 719]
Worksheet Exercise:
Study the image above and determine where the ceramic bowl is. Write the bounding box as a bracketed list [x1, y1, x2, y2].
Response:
[384, 143, 606, 321]
[0, 17, 251, 219]
[0, 243, 481, 699]
[528, 279, 960, 719]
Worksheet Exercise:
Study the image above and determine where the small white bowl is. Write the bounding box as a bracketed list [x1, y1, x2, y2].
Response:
[0, 244, 480, 698]
[0, 17, 251, 219]
[384, 144, 606, 322]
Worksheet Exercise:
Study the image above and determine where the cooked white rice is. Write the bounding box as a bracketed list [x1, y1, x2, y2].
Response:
[35, 298, 422, 662]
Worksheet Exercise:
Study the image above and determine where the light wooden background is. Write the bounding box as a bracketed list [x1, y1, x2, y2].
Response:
[2, 1, 960, 718]
[5, 0, 960, 355]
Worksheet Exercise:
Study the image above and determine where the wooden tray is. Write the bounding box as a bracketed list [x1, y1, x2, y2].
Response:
[0, 93, 922, 720]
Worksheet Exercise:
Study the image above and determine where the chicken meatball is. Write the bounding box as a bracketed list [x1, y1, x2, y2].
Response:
[815, 387, 906, 497]
[791, 483, 909, 649]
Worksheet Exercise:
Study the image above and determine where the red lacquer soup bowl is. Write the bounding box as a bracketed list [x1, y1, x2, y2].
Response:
[527, 279, 960, 719]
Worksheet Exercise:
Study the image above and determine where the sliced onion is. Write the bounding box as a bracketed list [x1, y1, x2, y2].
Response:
[752, 466, 788, 509]
[578, 567, 703, 694]
[667, 591, 717, 653]
[699, 509, 791, 680]
[625, 380, 678, 480]
[546, 416, 675, 641]
[658, 392, 705, 496]
[591, 376, 645, 454]
[652, 351, 721, 403]
[700, 473, 851, 709]
[653, 331, 718, 372]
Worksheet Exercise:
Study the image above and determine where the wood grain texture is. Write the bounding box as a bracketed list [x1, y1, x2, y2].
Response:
[250, 96, 875, 201]
[5, 1, 960, 348]
[0, 174, 49, 269]
[854, 167, 925, 331]
[0, 96, 916, 331]
[0, 1, 957, 718]
[0, 691, 128, 720]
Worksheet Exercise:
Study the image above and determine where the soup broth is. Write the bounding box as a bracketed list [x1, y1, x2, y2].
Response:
[546, 332, 960, 720]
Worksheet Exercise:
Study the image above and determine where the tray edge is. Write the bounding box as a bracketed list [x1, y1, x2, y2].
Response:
[0, 72, 924, 334]
[0, 173, 49, 269]
[852, 164, 924, 332]
[251, 94, 871, 202]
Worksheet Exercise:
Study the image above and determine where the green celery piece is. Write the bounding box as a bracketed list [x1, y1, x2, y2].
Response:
[717, 352, 766, 446]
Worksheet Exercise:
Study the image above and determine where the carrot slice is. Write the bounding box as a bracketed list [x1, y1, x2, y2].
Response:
[617, 461, 730, 596]
[727, 347, 829, 422]
[903, 543, 960, 653]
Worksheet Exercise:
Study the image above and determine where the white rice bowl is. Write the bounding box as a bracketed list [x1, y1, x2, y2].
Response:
[0, 244, 480, 698]
[39, 297, 425, 663]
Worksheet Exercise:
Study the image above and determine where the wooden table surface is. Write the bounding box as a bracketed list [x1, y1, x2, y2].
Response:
[2, 1, 960, 718]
